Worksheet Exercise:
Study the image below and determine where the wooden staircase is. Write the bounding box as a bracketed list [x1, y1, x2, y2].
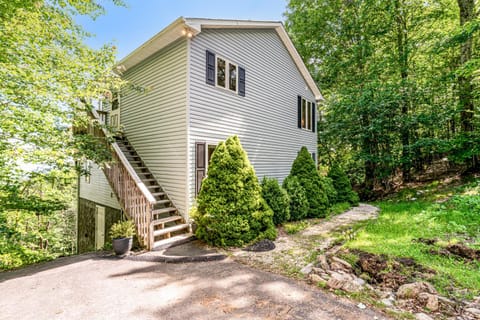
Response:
[115, 136, 192, 250]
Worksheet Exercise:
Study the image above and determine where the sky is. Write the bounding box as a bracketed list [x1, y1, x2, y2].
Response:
[76, 0, 288, 60]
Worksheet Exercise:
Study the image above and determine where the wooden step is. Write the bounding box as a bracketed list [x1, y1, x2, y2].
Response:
[142, 178, 156, 182]
[152, 233, 195, 251]
[152, 207, 176, 215]
[153, 223, 189, 237]
[146, 185, 161, 189]
[152, 215, 182, 227]
[151, 192, 165, 197]
[154, 199, 170, 205]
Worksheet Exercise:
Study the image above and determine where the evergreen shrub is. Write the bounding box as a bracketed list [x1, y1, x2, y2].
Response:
[282, 176, 309, 221]
[327, 163, 359, 205]
[261, 176, 290, 225]
[192, 136, 276, 246]
[287, 146, 330, 217]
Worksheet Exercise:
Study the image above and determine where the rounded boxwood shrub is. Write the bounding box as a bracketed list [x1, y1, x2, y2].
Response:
[327, 163, 359, 205]
[282, 175, 309, 221]
[261, 176, 290, 225]
[287, 146, 330, 218]
[193, 136, 276, 247]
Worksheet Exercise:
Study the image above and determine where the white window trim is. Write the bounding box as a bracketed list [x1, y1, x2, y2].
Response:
[215, 55, 238, 94]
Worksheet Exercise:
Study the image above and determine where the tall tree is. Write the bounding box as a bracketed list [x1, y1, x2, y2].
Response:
[456, 0, 476, 133]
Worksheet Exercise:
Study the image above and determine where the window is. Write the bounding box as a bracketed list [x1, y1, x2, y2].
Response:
[216, 56, 236, 93]
[217, 57, 226, 87]
[297, 96, 316, 132]
[206, 50, 245, 96]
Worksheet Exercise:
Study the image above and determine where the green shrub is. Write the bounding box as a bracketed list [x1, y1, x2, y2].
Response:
[284, 220, 310, 234]
[287, 147, 330, 217]
[109, 220, 135, 239]
[282, 175, 309, 221]
[193, 136, 276, 247]
[261, 176, 290, 225]
[320, 175, 337, 204]
[327, 163, 359, 205]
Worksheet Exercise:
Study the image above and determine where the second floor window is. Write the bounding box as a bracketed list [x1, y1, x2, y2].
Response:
[206, 50, 245, 96]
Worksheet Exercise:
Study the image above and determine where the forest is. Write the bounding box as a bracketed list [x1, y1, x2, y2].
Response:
[286, 0, 479, 198]
[1, 0, 479, 269]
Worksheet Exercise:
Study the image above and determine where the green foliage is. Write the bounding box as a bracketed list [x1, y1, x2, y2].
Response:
[286, 0, 480, 194]
[284, 220, 310, 234]
[261, 177, 290, 225]
[0, 0, 124, 270]
[109, 220, 135, 239]
[287, 147, 330, 218]
[328, 163, 359, 205]
[193, 136, 276, 247]
[319, 175, 338, 205]
[282, 176, 309, 221]
[0, 0, 125, 183]
[0, 171, 77, 270]
[345, 181, 480, 297]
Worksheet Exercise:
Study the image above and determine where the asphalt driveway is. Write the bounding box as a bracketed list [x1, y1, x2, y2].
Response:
[0, 253, 389, 320]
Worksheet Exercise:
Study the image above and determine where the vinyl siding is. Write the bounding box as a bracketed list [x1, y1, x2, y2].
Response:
[79, 163, 121, 210]
[188, 28, 317, 208]
[120, 38, 188, 216]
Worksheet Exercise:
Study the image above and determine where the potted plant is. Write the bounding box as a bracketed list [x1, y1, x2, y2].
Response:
[109, 220, 135, 255]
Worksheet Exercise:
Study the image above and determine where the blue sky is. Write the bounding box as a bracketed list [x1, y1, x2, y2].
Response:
[77, 0, 288, 60]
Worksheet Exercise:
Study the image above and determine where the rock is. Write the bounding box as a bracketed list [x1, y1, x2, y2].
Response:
[465, 307, 480, 319]
[381, 298, 394, 307]
[326, 271, 364, 293]
[415, 313, 434, 320]
[397, 282, 437, 299]
[330, 256, 353, 271]
[419, 293, 439, 312]
[308, 273, 328, 286]
[316, 254, 330, 270]
[357, 303, 366, 309]
[342, 277, 365, 293]
[300, 263, 314, 275]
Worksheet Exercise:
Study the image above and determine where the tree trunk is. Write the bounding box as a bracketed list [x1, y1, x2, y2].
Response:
[395, 0, 411, 182]
[457, 0, 475, 133]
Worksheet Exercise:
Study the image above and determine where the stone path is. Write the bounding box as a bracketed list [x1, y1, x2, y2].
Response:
[231, 204, 379, 279]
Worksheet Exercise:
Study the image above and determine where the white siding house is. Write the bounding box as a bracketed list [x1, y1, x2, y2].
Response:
[78, 17, 322, 250]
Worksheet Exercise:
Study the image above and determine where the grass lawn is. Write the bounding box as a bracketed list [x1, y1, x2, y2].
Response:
[345, 178, 480, 299]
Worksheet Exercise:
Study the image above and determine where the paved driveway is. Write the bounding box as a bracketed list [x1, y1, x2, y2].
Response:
[0, 253, 389, 320]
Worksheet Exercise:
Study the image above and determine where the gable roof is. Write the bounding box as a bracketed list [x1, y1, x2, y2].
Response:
[117, 17, 323, 101]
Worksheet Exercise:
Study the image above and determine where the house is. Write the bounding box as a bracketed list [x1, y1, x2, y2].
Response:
[77, 17, 323, 253]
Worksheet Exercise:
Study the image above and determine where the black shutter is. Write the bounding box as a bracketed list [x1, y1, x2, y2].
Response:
[312, 102, 316, 133]
[312, 152, 316, 163]
[206, 50, 215, 85]
[238, 67, 246, 96]
[195, 142, 206, 196]
[297, 95, 302, 128]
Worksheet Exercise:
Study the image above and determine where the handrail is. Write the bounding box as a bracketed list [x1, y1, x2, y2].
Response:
[83, 108, 155, 249]
[89, 109, 156, 204]
[111, 143, 156, 203]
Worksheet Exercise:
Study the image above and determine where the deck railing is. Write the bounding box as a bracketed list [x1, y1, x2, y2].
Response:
[85, 109, 156, 250]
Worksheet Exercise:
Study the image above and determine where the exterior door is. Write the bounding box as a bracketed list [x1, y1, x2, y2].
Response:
[95, 205, 105, 250]
[109, 94, 120, 130]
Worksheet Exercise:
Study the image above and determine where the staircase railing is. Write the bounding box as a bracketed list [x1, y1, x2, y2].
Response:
[85, 109, 155, 250]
